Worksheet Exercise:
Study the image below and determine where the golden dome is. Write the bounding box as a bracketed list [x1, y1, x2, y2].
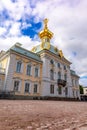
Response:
[39, 18, 53, 39]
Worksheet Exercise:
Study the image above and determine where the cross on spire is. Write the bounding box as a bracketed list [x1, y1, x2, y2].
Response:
[44, 18, 48, 29]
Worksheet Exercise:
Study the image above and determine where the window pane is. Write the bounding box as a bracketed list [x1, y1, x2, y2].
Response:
[14, 81, 19, 91]
[27, 65, 31, 75]
[34, 84, 37, 93]
[50, 85, 54, 94]
[16, 62, 21, 73]
[25, 83, 30, 93]
[50, 69, 54, 80]
[58, 63, 60, 68]
[58, 86, 62, 94]
[64, 74, 67, 81]
[65, 87, 68, 95]
[64, 65, 66, 70]
[35, 68, 38, 77]
[50, 60, 54, 64]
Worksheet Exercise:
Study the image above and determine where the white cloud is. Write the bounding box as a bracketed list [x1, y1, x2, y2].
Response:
[0, 35, 40, 51]
[8, 22, 21, 36]
[0, 0, 87, 86]
[0, 27, 7, 35]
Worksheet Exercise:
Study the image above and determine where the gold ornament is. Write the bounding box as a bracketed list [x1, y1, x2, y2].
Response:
[31, 46, 36, 52]
[59, 50, 63, 58]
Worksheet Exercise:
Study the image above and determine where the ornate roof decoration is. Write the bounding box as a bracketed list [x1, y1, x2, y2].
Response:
[59, 50, 63, 58]
[39, 18, 53, 39]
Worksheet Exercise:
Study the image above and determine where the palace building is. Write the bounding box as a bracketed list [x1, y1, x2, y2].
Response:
[0, 19, 80, 99]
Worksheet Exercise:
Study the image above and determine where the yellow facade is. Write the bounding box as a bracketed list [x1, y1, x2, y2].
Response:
[13, 54, 42, 96]
[0, 56, 9, 69]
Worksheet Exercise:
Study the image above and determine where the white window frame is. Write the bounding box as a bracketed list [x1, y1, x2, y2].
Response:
[26, 64, 31, 76]
[14, 80, 21, 92]
[34, 84, 38, 93]
[16, 60, 23, 73]
[25, 82, 30, 93]
[35, 66, 39, 77]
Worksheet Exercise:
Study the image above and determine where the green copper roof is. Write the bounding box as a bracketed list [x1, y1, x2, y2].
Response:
[33, 44, 59, 55]
[70, 70, 79, 78]
[70, 70, 76, 75]
[10, 44, 42, 62]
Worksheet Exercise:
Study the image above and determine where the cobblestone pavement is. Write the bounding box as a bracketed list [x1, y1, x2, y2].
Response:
[0, 100, 87, 130]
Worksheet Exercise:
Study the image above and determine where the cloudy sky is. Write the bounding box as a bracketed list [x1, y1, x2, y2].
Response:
[0, 0, 87, 86]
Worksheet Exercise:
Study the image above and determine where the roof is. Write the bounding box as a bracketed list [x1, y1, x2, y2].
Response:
[31, 44, 71, 65]
[10, 44, 42, 63]
[70, 70, 80, 78]
[32, 44, 59, 55]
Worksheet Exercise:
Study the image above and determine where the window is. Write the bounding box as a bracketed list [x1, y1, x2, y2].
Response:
[35, 68, 38, 77]
[58, 63, 60, 68]
[50, 69, 54, 80]
[43, 38, 49, 42]
[26, 65, 31, 76]
[50, 59, 54, 64]
[76, 91, 78, 97]
[75, 80, 78, 86]
[64, 65, 66, 70]
[64, 74, 67, 81]
[65, 87, 68, 95]
[34, 84, 38, 93]
[50, 85, 54, 94]
[16, 61, 22, 73]
[58, 86, 62, 94]
[14, 81, 20, 91]
[58, 72, 61, 79]
[25, 83, 30, 93]
[73, 91, 74, 97]
[46, 38, 49, 42]
[72, 79, 74, 86]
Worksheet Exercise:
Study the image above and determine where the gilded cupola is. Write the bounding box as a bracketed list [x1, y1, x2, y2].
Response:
[39, 18, 53, 50]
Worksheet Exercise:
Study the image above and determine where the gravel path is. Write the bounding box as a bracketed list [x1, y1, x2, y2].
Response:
[0, 100, 87, 130]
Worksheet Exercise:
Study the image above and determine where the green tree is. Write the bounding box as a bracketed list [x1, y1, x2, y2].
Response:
[79, 85, 84, 94]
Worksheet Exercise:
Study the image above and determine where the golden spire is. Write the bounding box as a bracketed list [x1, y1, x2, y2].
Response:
[39, 18, 53, 39]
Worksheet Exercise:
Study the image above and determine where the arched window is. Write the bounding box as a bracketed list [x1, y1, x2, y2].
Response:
[26, 64, 31, 76]
[50, 69, 54, 80]
[58, 72, 61, 79]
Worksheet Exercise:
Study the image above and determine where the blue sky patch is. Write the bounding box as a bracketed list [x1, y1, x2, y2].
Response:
[80, 76, 87, 79]
[0, 9, 10, 23]
[21, 21, 42, 38]
[72, 51, 77, 56]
